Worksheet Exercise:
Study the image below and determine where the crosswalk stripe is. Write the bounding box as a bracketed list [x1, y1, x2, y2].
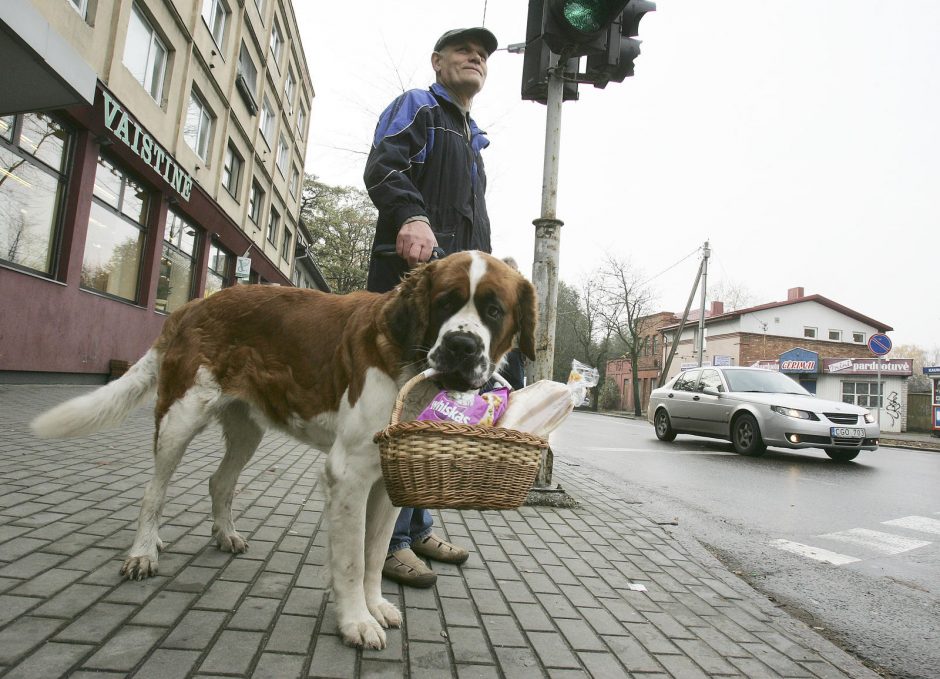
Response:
[770, 539, 859, 565]
[882, 516, 940, 535]
[818, 528, 931, 555]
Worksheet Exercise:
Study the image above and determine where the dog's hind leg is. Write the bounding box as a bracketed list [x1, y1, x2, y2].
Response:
[121, 381, 214, 580]
[363, 478, 402, 629]
[325, 440, 388, 649]
[210, 402, 263, 554]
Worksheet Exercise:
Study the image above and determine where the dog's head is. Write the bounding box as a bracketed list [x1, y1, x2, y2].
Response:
[386, 251, 537, 391]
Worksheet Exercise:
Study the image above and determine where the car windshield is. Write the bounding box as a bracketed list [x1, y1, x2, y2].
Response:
[723, 369, 810, 395]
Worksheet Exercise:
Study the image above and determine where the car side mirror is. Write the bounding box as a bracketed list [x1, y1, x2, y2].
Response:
[702, 387, 720, 396]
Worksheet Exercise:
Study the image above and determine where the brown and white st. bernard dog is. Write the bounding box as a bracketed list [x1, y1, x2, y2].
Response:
[31, 250, 536, 650]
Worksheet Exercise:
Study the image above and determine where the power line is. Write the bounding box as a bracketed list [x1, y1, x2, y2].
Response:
[639, 246, 702, 287]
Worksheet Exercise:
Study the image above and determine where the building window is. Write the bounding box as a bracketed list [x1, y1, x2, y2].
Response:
[296, 106, 306, 139]
[269, 19, 283, 69]
[842, 381, 882, 409]
[184, 90, 213, 160]
[266, 207, 279, 245]
[828, 329, 842, 341]
[280, 225, 292, 261]
[0, 113, 72, 276]
[82, 156, 150, 302]
[254, 0, 265, 17]
[284, 68, 295, 112]
[124, 3, 168, 103]
[803, 327, 817, 339]
[222, 143, 243, 198]
[157, 210, 198, 313]
[259, 96, 275, 142]
[205, 242, 233, 297]
[289, 164, 300, 199]
[68, 0, 88, 19]
[276, 134, 289, 176]
[248, 180, 264, 224]
[853, 331, 865, 343]
[201, 0, 228, 48]
[236, 42, 259, 114]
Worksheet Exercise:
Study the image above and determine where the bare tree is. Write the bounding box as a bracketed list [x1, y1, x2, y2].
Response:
[598, 256, 656, 416]
[709, 278, 756, 311]
[568, 271, 614, 411]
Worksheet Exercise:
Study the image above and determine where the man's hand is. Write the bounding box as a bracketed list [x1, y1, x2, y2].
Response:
[396, 220, 438, 267]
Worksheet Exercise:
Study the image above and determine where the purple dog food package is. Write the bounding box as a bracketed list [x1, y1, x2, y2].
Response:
[417, 388, 510, 426]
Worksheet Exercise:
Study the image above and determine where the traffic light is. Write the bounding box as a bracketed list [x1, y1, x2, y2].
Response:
[522, 0, 580, 103]
[542, 0, 633, 58]
[585, 0, 655, 88]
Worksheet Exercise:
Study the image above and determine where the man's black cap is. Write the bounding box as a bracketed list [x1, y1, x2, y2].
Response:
[434, 27, 498, 57]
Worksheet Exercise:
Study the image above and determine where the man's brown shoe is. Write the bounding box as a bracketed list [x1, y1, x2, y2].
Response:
[412, 533, 469, 565]
[383, 548, 437, 588]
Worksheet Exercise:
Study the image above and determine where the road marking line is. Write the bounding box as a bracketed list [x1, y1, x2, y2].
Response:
[770, 539, 859, 565]
[882, 516, 940, 535]
[818, 528, 931, 555]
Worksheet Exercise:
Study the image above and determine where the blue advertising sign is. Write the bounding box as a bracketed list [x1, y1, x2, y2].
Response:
[923, 366, 940, 376]
[868, 333, 892, 356]
[779, 347, 819, 373]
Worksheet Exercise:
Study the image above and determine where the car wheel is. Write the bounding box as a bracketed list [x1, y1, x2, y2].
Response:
[654, 409, 677, 442]
[824, 448, 860, 462]
[732, 413, 766, 456]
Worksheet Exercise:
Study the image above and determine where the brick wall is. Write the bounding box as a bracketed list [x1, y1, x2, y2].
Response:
[737, 333, 873, 366]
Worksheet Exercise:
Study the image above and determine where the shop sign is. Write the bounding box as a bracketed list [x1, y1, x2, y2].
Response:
[822, 358, 913, 375]
[101, 91, 193, 201]
[712, 355, 732, 366]
[923, 366, 940, 376]
[779, 347, 819, 373]
[235, 257, 251, 279]
[750, 360, 780, 371]
[934, 380, 940, 406]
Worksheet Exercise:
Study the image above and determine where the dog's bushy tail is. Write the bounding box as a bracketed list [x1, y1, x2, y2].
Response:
[31, 348, 160, 439]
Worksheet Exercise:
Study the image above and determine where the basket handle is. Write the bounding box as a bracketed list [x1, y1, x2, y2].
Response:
[389, 368, 515, 426]
[389, 368, 438, 426]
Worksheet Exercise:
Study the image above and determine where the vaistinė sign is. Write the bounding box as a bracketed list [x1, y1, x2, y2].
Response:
[101, 91, 193, 201]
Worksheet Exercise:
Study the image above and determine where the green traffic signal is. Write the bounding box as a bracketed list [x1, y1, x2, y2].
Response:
[544, 0, 629, 57]
[562, 0, 622, 34]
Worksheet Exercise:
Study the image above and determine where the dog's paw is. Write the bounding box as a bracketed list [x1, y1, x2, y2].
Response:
[339, 617, 387, 649]
[368, 598, 402, 629]
[120, 555, 158, 580]
[215, 530, 249, 554]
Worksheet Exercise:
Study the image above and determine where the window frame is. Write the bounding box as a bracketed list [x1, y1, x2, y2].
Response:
[124, 3, 168, 104]
[0, 113, 73, 277]
[69, 0, 89, 19]
[259, 96, 275, 142]
[288, 164, 300, 199]
[157, 209, 199, 314]
[280, 224, 292, 261]
[248, 179, 265, 224]
[276, 134, 289, 176]
[803, 326, 817, 339]
[184, 89, 213, 161]
[221, 142, 243, 199]
[201, 0, 228, 48]
[269, 18, 283, 70]
[284, 67, 295, 112]
[296, 105, 306, 139]
[828, 329, 842, 342]
[841, 380, 883, 409]
[852, 331, 865, 344]
[236, 42, 259, 115]
[266, 206, 280, 245]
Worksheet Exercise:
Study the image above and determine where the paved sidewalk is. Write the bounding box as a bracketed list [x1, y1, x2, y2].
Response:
[0, 385, 882, 679]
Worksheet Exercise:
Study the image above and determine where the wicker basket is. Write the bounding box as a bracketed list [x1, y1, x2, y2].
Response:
[374, 370, 547, 510]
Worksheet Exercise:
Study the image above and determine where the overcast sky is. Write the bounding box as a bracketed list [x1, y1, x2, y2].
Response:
[296, 1, 939, 354]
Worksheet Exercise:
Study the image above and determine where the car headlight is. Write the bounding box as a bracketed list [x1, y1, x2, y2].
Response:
[770, 405, 819, 420]
[864, 412, 876, 424]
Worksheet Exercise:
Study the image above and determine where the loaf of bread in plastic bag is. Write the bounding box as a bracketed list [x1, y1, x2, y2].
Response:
[497, 380, 575, 437]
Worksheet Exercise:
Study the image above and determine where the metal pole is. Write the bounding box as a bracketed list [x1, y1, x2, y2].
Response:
[532, 53, 564, 383]
[531, 54, 565, 489]
[876, 356, 882, 428]
[695, 241, 710, 367]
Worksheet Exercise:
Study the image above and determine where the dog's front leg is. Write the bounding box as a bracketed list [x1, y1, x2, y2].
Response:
[364, 478, 402, 629]
[325, 442, 387, 649]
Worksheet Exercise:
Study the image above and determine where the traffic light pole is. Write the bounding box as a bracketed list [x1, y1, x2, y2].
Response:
[531, 53, 565, 490]
[532, 53, 565, 384]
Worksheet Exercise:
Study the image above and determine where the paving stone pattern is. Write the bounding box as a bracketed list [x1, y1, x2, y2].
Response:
[0, 385, 881, 678]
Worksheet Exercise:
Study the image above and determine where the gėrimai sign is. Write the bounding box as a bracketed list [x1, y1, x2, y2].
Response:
[102, 91, 193, 201]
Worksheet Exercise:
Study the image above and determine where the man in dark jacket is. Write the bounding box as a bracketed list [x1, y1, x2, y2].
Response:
[364, 27, 498, 588]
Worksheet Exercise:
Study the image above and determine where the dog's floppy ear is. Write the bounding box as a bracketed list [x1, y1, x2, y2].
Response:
[384, 261, 433, 358]
[516, 277, 538, 361]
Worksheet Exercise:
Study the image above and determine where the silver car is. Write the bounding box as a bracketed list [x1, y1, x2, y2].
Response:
[647, 366, 880, 461]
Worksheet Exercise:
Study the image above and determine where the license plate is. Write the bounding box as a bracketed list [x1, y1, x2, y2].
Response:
[831, 427, 864, 438]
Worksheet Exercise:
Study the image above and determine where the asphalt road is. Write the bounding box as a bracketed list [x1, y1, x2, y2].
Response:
[550, 411, 940, 679]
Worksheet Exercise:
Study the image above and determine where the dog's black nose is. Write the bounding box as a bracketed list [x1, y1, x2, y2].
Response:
[443, 332, 481, 358]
